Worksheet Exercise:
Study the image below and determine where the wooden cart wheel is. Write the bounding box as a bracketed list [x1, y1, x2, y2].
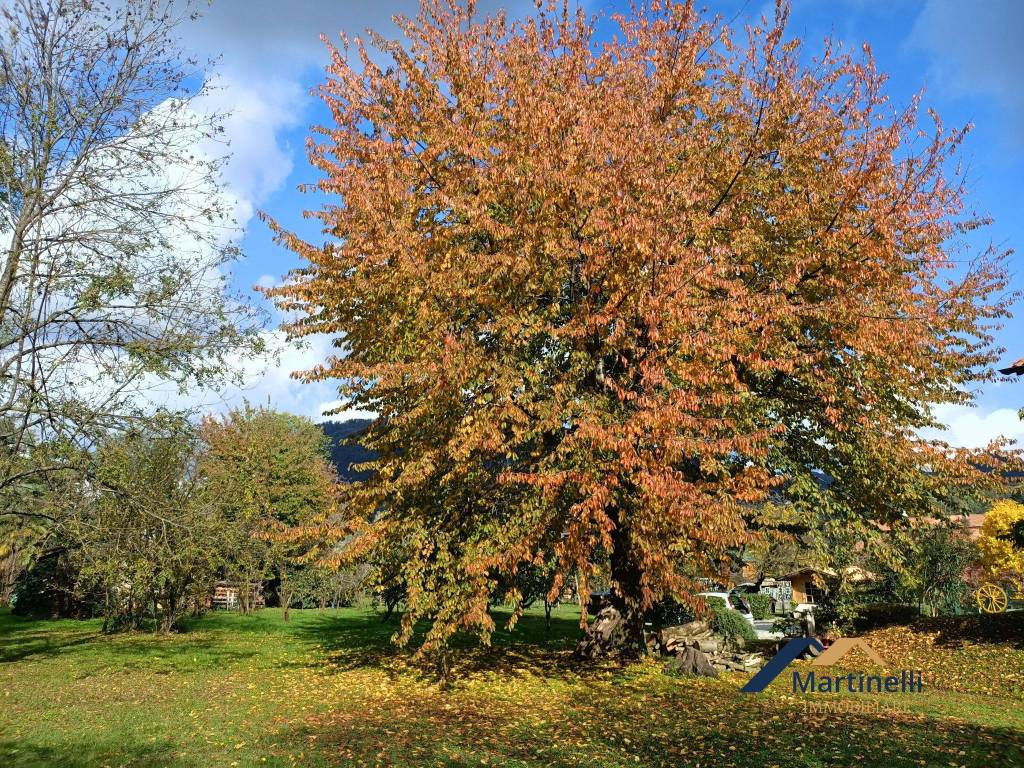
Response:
[975, 582, 1009, 614]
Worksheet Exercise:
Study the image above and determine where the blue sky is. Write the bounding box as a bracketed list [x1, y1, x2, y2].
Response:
[181, 0, 1024, 447]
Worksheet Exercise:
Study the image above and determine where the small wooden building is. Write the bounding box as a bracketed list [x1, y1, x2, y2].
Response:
[781, 565, 875, 610]
[209, 581, 264, 611]
[781, 567, 830, 608]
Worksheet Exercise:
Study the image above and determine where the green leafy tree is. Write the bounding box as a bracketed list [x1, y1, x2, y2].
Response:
[1, 0, 261, 500]
[913, 523, 977, 616]
[1, 426, 46, 604]
[69, 422, 220, 632]
[198, 405, 339, 619]
[494, 548, 561, 630]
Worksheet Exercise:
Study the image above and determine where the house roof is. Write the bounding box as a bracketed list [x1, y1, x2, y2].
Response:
[999, 357, 1024, 376]
[900, 512, 986, 538]
[779, 565, 874, 582]
[780, 566, 837, 580]
[965, 513, 986, 538]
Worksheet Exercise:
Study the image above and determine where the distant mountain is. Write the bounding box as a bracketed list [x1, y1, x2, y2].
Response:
[321, 419, 376, 482]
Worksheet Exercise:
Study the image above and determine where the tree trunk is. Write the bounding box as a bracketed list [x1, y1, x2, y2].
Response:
[159, 602, 176, 633]
[575, 509, 647, 659]
[666, 646, 718, 677]
[164, 594, 179, 633]
[280, 585, 293, 621]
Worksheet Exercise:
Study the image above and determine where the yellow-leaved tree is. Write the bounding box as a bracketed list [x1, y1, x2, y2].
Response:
[977, 500, 1024, 591]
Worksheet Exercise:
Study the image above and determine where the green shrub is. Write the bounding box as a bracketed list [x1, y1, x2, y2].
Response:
[814, 581, 860, 635]
[853, 603, 920, 632]
[705, 596, 757, 643]
[744, 593, 773, 620]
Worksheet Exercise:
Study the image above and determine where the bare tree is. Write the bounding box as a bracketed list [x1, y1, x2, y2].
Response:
[0, 0, 261, 495]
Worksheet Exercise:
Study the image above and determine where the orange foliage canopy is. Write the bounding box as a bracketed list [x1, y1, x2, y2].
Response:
[265, 1, 1012, 651]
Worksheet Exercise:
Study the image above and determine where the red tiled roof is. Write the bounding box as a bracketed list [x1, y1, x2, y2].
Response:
[999, 357, 1024, 376]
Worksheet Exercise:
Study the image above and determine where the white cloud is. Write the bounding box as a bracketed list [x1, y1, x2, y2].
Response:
[317, 399, 379, 422]
[141, 329, 366, 423]
[183, 0, 544, 201]
[254, 273, 279, 291]
[910, 0, 1024, 147]
[921, 403, 1024, 449]
[192, 75, 305, 226]
[186, 0, 539, 76]
[182, 0, 542, 222]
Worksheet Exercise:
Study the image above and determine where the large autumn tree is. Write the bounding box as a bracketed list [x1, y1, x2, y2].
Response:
[266, 0, 1012, 654]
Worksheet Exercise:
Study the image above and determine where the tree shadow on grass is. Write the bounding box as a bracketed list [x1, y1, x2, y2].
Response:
[270, 607, 1024, 766]
[0, 635, 95, 665]
[266, 676, 1024, 768]
[0, 622, 98, 664]
[0, 739, 184, 768]
[926, 611, 1024, 650]
[289, 607, 620, 684]
[0, 616, 258, 669]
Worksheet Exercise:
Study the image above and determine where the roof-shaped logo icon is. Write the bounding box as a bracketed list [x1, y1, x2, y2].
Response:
[811, 638, 887, 667]
[741, 636, 888, 693]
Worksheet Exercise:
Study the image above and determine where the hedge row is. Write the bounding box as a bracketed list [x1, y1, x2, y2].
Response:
[743, 593, 773, 620]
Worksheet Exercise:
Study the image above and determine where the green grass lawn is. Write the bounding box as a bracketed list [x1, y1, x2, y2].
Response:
[2, 605, 1023, 767]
